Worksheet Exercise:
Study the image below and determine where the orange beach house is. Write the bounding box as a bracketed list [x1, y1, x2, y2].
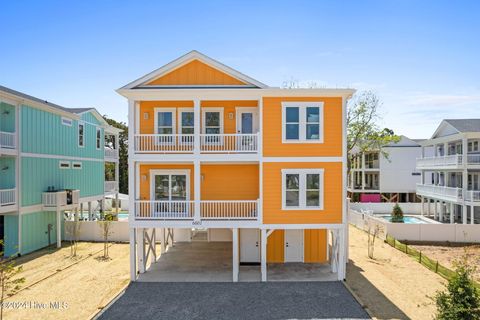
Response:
[117, 51, 354, 282]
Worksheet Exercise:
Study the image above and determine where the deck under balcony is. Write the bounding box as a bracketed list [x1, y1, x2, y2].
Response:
[0, 188, 17, 213]
[0, 131, 17, 155]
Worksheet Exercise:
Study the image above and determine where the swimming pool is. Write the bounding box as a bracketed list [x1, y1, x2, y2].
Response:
[379, 215, 430, 224]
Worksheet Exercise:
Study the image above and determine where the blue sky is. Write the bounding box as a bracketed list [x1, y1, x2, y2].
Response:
[1, 0, 479, 138]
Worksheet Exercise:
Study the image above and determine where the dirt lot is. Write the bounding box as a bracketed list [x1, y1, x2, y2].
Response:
[4, 242, 132, 320]
[412, 243, 480, 282]
[347, 225, 446, 320]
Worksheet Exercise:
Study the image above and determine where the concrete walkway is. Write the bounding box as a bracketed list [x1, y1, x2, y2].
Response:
[138, 241, 337, 282]
[99, 282, 370, 320]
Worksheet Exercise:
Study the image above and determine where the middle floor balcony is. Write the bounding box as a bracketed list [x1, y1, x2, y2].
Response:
[416, 183, 463, 202]
[134, 133, 259, 155]
[134, 199, 259, 221]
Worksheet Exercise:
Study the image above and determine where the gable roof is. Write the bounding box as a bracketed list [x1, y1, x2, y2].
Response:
[120, 50, 268, 89]
[431, 119, 480, 139]
[0, 85, 118, 131]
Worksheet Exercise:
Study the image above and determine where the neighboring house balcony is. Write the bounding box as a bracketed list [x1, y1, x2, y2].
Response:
[0, 188, 17, 213]
[465, 190, 480, 202]
[134, 199, 260, 226]
[134, 133, 260, 156]
[0, 131, 17, 155]
[105, 180, 119, 194]
[416, 183, 463, 202]
[104, 147, 119, 162]
[42, 189, 80, 211]
[416, 154, 480, 169]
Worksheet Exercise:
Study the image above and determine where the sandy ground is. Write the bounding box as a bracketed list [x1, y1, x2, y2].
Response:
[412, 243, 480, 282]
[346, 225, 446, 320]
[4, 242, 132, 320]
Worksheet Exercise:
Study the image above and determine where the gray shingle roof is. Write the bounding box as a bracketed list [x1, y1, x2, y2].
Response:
[0, 85, 89, 115]
[444, 119, 480, 133]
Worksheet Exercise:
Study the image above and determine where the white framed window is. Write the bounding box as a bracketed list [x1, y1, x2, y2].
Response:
[282, 169, 324, 210]
[154, 108, 176, 135]
[61, 117, 72, 126]
[96, 128, 102, 149]
[78, 122, 85, 147]
[72, 162, 82, 169]
[59, 161, 71, 169]
[468, 140, 479, 153]
[202, 107, 224, 134]
[281, 102, 324, 143]
[178, 108, 194, 145]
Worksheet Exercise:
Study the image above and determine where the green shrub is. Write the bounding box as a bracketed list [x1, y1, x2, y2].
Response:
[391, 203, 404, 223]
[435, 256, 480, 319]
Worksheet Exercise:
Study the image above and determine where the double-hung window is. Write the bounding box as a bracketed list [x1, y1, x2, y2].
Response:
[78, 122, 85, 147]
[202, 108, 223, 144]
[155, 108, 176, 144]
[282, 102, 323, 142]
[96, 128, 102, 149]
[179, 108, 194, 145]
[282, 169, 324, 210]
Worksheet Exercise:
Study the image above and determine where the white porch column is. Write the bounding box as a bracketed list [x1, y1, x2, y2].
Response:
[56, 208, 62, 248]
[337, 228, 346, 281]
[115, 192, 120, 214]
[450, 203, 454, 224]
[463, 205, 467, 224]
[232, 228, 239, 282]
[471, 205, 475, 225]
[130, 228, 137, 281]
[427, 198, 431, 216]
[88, 201, 93, 220]
[79, 203, 83, 220]
[420, 196, 424, 216]
[434, 200, 438, 220]
[261, 229, 267, 282]
[439, 202, 444, 222]
[361, 153, 366, 190]
[194, 161, 201, 222]
[137, 228, 146, 273]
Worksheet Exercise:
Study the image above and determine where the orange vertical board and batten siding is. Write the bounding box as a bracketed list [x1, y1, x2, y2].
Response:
[262, 162, 343, 224]
[138, 100, 257, 135]
[262, 97, 343, 157]
[146, 59, 247, 86]
[267, 229, 327, 263]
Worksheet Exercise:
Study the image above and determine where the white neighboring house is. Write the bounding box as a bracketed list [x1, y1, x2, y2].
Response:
[416, 119, 480, 224]
[348, 135, 425, 203]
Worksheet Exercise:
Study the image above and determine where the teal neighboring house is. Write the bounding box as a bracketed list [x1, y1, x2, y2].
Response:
[0, 86, 121, 257]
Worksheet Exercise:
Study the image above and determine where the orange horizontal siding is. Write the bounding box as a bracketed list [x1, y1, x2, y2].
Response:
[147, 59, 246, 86]
[262, 162, 343, 224]
[262, 97, 343, 157]
[201, 164, 259, 200]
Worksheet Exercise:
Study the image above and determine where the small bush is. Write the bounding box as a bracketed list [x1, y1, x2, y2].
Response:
[391, 203, 404, 223]
[435, 256, 480, 320]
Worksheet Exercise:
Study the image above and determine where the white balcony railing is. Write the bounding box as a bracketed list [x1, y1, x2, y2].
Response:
[133, 133, 259, 154]
[104, 147, 118, 159]
[467, 154, 480, 165]
[465, 190, 480, 202]
[0, 189, 16, 206]
[416, 183, 463, 201]
[0, 131, 16, 149]
[43, 190, 80, 208]
[135, 200, 195, 219]
[134, 134, 194, 153]
[105, 181, 118, 193]
[200, 200, 258, 220]
[134, 199, 259, 220]
[416, 154, 463, 168]
[200, 133, 259, 153]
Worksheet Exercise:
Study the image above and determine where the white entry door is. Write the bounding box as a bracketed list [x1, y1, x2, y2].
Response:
[285, 229, 304, 262]
[240, 229, 260, 263]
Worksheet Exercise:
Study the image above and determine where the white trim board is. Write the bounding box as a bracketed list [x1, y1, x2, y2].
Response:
[21, 152, 104, 162]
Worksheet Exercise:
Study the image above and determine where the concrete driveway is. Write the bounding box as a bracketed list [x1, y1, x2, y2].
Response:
[98, 282, 370, 320]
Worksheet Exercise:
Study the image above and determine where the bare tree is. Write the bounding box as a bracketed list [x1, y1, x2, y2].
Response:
[65, 217, 81, 257]
[365, 219, 383, 259]
[97, 214, 114, 259]
[0, 242, 25, 320]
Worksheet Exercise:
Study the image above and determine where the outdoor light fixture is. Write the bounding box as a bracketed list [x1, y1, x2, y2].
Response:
[228, 112, 234, 120]
[144, 112, 149, 120]
[2, 110, 9, 115]
[1, 166, 9, 170]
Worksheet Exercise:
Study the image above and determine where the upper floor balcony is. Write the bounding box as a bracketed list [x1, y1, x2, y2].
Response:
[104, 146, 119, 161]
[0, 131, 17, 154]
[134, 133, 259, 155]
[105, 180, 119, 193]
[0, 188, 17, 213]
[416, 154, 480, 169]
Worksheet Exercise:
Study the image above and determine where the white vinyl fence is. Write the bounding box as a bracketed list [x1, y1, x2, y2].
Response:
[349, 209, 480, 243]
[350, 202, 435, 215]
[64, 221, 129, 242]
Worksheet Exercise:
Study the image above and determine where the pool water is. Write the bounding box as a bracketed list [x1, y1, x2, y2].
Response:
[379, 216, 429, 224]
